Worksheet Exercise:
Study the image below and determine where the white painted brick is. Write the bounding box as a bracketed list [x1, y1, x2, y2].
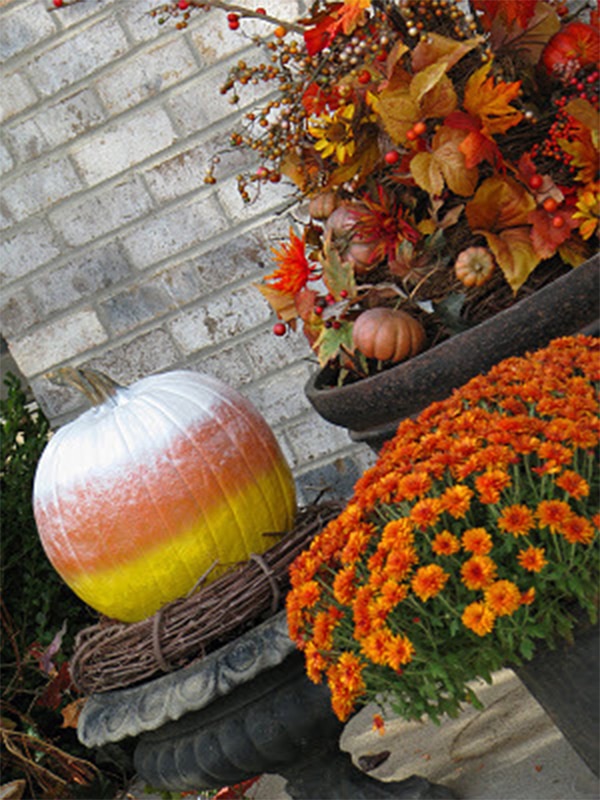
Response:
[0, 71, 37, 123]
[284, 412, 355, 468]
[0, 220, 61, 284]
[49, 175, 153, 246]
[48, 0, 122, 28]
[4, 89, 106, 163]
[84, 328, 182, 386]
[0, 286, 37, 337]
[8, 308, 107, 376]
[2, 115, 45, 163]
[242, 325, 315, 378]
[95, 36, 198, 115]
[167, 58, 269, 133]
[168, 284, 272, 354]
[144, 135, 253, 203]
[244, 363, 314, 427]
[157, 233, 269, 299]
[25, 16, 129, 97]
[217, 172, 294, 223]
[0, 209, 13, 231]
[118, 0, 183, 45]
[0, 140, 14, 175]
[0, 0, 55, 61]
[189, 1, 304, 65]
[121, 193, 228, 269]
[0, 156, 82, 221]
[27, 241, 132, 318]
[191, 344, 254, 387]
[71, 106, 176, 186]
[189, 11, 255, 66]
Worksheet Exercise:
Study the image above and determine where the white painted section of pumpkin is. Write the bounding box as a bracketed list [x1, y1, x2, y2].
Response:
[33, 371, 246, 501]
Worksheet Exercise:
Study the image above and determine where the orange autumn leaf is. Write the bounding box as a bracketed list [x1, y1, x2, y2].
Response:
[467, 175, 535, 232]
[336, 0, 371, 35]
[61, 697, 87, 729]
[255, 282, 298, 323]
[471, 0, 538, 29]
[529, 207, 579, 260]
[463, 62, 523, 137]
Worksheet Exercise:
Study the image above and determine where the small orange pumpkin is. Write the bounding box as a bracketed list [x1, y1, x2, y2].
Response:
[352, 308, 426, 363]
[454, 246, 496, 288]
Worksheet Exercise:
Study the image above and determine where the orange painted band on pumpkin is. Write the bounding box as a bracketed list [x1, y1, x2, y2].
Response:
[35, 450, 291, 575]
[62, 467, 293, 622]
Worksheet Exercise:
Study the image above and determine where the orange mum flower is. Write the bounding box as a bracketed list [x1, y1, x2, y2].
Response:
[304, 641, 328, 683]
[266, 228, 312, 294]
[520, 587, 536, 606]
[462, 601, 496, 636]
[333, 565, 358, 605]
[536, 499, 572, 533]
[398, 471, 432, 500]
[462, 527, 493, 555]
[335, 651, 367, 693]
[385, 546, 418, 581]
[440, 484, 474, 518]
[484, 580, 521, 616]
[555, 469, 590, 500]
[296, 580, 321, 608]
[497, 503, 535, 537]
[411, 564, 449, 601]
[380, 518, 414, 549]
[560, 514, 595, 545]
[517, 546, 547, 573]
[432, 530, 461, 556]
[361, 628, 392, 665]
[461, 555, 497, 590]
[385, 632, 415, 671]
[475, 469, 512, 503]
[410, 497, 443, 530]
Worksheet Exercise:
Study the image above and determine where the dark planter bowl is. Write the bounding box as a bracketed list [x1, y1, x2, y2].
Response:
[305, 256, 599, 449]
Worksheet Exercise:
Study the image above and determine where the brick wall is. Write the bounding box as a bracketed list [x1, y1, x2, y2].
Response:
[0, 0, 376, 503]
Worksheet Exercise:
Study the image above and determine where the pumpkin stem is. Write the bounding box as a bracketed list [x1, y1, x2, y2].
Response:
[47, 367, 122, 408]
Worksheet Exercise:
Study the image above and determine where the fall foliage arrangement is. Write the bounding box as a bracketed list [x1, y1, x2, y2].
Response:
[286, 335, 599, 723]
[200, 0, 599, 383]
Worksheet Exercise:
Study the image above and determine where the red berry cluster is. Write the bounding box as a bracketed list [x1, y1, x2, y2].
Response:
[530, 99, 579, 178]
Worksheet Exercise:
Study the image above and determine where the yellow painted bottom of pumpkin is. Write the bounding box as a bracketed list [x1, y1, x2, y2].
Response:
[66, 464, 296, 622]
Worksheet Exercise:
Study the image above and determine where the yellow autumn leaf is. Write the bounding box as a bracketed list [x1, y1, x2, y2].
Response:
[419, 73, 458, 120]
[410, 62, 448, 104]
[481, 228, 541, 293]
[373, 88, 419, 143]
[411, 33, 484, 72]
[411, 127, 478, 198]
[463, 62, 523, 136]
[410, 152, 445, 197]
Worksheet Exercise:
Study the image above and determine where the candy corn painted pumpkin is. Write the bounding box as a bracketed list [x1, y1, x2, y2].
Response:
[33, 369, 296, 623]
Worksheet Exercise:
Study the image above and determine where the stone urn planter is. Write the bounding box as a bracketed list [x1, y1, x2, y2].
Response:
[305, 257, 599, 450]
[77, 611, 455, 799]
